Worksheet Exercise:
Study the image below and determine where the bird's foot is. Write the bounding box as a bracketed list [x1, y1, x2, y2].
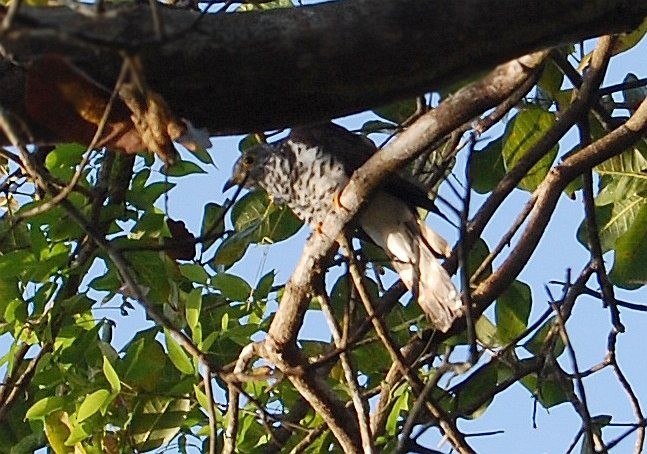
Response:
[333, 190, 349, 212]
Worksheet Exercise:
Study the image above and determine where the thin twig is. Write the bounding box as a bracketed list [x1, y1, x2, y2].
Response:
[202, 365, 218, 454]
[338, 235, 474, 454]
[549, 301, 596, 452]
[318, 289, 373, 452]
[461, 132, 477, 363]
[223, 342, 263, 454]
[607, 331, 645, 453]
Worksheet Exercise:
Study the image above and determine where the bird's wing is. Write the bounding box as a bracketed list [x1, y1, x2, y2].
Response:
[289, 122, 439, 212]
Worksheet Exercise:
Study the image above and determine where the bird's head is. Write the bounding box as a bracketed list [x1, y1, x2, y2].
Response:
[223, 145, 271, 192]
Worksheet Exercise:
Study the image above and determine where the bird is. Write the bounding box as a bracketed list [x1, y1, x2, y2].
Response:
[224, 122, 462, 332]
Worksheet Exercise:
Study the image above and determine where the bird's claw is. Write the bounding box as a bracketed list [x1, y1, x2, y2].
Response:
[333, 190, 349, 211]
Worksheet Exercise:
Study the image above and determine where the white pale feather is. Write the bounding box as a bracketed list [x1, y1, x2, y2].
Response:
[359, 192, 462, 332]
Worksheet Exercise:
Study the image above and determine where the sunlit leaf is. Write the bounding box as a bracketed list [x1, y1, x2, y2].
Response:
[165, 329, 195, 375]
[77, 389, 112, 422]
[44, 143, 86, 180]
[385, 385, 409, 435]
[103, 356, 121, 394]
[44, 412, 71, 454]
[502, 108, 559, 192]
[238, 0, 292, 12]
[475, 315, 500, 348]
[185, 288, 202, 331]
[26, 396, 66, 420]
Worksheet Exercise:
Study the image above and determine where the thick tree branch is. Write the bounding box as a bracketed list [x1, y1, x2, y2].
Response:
[0, 0, 645, 135]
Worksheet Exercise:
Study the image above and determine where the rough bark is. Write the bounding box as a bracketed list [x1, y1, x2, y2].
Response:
[0, 0, 645, 136]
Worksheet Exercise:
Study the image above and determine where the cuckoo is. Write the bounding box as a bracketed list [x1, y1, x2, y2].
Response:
[224, 122, 462, 332]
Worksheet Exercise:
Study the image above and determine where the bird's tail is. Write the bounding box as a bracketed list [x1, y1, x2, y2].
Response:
[359, 193, 462, 332]
[390, 219, 462, 332]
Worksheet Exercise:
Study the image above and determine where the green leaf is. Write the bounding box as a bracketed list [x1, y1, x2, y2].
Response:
[162, 160, 206, 177]
[164, 330, 195, 375]
[537, 60, 564, 100]
[130, 396, 191, 451]
[221, 312, 230, 332]
[211, 229, 254, 268]
[186, 143, 214, 165]
[193, 384, 211, 412]
[613, 16, 647, 55]
[502, 108, 559, 192]
[254, 271, 275, 301]
[610, 203, 647, 288]
[200, 202, 226, 250]
[44, 412, 72, 454]
[0, 250, 34, 278]
[361, 120, 397, 135]
[385, 385, 409, 435]
[77, 389, 112, 422]
[179, 263, 210, 284]
[131, 211, 167, 239]
[129, 181, 175, 210]
[103, 356, 121, 394]
[238, 134, 262, 151]
[44, 143, 86, 180]
[475, 315, 500, 348]
[521, 370, 571, 408]
[212, 273, 252, 301]
[524, 316, 565, 357]
[579, 142, 647, 254]
[4, 299, 27, 324]
[26, 396, 66, 420]
[231, 191, 301, 241]
[467, 238, 492, 284]
[185, 288, 202, 331]
[495, 281, 532, 344]
[452, 360, 498, 418]
[470, 137, 506, 194]
[212, 191, 302, 267]
[120, 336, 167, 391]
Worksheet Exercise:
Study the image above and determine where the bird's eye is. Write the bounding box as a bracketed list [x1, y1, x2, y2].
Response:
[243, 155, 254, 166]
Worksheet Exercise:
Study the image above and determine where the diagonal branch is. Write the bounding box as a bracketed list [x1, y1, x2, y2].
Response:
[472, 96, 647, 309]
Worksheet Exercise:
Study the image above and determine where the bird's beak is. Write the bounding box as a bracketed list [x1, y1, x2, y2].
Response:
[222, 177, 237, 192]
